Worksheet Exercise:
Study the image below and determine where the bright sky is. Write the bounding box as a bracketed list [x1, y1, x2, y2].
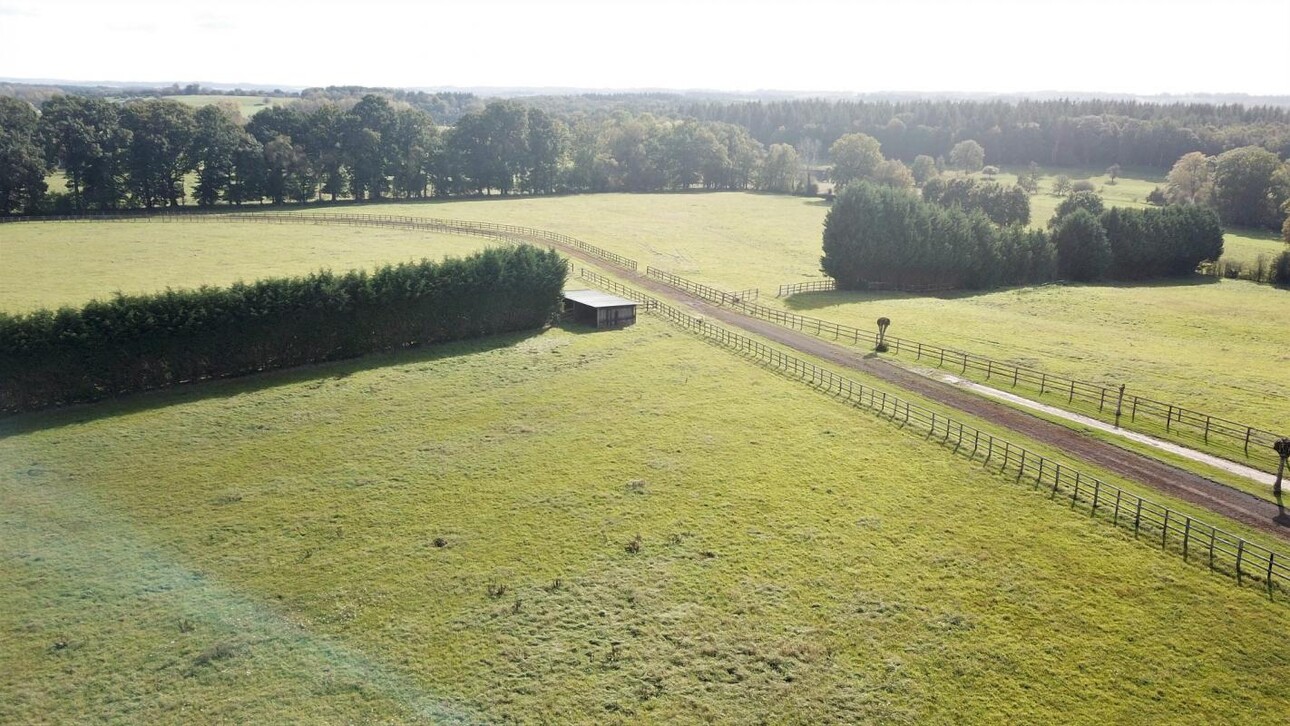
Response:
[1, 0, 1287, 95]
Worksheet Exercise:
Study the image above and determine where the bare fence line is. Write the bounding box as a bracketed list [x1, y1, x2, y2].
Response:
[776, 278, 954, 297]
[644, 267, 758, 304]
[659, 270, 1286, 475]
[583, 268, 1289, 597]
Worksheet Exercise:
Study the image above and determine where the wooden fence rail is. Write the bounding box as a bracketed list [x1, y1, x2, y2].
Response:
[657, 270, 1286, 475]
[776, 278, 956, 297]
[645, 267, 758, 304]
[580, 268, 1290, 597]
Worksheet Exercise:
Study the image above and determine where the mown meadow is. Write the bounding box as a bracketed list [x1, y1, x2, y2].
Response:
[3, 317, 1287, 723]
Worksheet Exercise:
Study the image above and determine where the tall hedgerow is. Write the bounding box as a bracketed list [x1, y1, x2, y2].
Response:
[0, 244, 568, 411]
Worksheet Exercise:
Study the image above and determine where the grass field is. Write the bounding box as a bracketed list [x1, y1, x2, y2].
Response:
[5, 192, 1284, 432]
[0, 221, 496, 311]
[3, 317, 1287, 723]
[162, 94, 296, 119]
[294, 193, 1287, 434]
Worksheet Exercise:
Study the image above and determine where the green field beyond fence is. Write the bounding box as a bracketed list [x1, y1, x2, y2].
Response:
[580, 267, 1289, 595]
[647, 269, 1288, 477]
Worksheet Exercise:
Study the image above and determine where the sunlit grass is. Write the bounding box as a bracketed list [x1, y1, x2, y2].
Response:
[0, 222, 497, 312]
[3, 318, 1287, 723]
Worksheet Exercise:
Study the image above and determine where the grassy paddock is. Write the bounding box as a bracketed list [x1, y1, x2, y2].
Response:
[3, 318, 1287, 723]
[161, 94, 297, 119]
[0, 221, 497, 311]
[303, 194, 1286, 433]
[781, 279, 1289, 435]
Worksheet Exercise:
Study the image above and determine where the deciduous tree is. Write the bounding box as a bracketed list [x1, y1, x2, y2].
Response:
[0, 97, 47, 215]
[828, 132, 882, 187]
[1212, 146, 1284, 229]
[948, 139, 985, 173]
[1165, 151, 1213, 205]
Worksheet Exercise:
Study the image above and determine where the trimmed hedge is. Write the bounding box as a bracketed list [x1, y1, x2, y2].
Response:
[0, 244, 568, 412]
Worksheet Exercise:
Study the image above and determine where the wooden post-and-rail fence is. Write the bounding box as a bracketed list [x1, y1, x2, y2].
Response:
[659, 270, 1288, 476]
[587, 268, 1290, 597]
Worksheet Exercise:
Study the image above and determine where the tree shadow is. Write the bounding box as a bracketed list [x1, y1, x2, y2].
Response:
[781, 276, 1225, 311]
[0, 327, 551, 437]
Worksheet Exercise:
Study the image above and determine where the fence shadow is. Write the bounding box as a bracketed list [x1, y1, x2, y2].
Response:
[0, 327, 548, 438]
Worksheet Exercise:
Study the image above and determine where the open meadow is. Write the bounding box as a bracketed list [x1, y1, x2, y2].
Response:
[164, 94, 296, 119]
[283, 192, 1287, 435]
[3, 316, 1288, 723]
[0, 221, 498, 312]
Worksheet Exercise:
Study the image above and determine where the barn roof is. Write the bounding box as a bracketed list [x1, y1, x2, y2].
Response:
[562, 289, 638, 308]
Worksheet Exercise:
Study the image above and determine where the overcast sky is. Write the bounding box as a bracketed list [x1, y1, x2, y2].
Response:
[2, 0, 1287, 95]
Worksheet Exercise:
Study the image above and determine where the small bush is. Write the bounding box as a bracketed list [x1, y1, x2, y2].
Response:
[1272, 250, 1290, 286]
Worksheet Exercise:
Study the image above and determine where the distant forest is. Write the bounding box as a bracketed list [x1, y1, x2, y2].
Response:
[2, 83, 1289, 218]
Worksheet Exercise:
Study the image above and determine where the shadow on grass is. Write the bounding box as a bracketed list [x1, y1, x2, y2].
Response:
[0, 326, 553, 437]
[781, 276, 1224, 311]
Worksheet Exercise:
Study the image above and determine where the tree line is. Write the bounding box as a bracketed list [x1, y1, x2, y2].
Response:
[822, 182, 1225, 290]
[0, 244, 567, 412]
[684, 98, 1290, 169]
[0, 95, 813, 215]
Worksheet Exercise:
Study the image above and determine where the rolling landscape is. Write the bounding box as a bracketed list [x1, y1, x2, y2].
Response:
[1, 0, 1289, 723]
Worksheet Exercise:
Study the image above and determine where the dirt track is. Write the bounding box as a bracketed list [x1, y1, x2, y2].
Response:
[552, 247, 1290, 542]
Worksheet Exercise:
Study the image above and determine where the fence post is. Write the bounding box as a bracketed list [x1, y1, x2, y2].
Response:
[1113, 489, 1122, 525]
[962, 353, 968, 373]
[1040, 373, 1046, 395]
[1236, 540, 1245, 584]
[917, 343, 922, 359]
[1090, 480, 1100, 514]
[986, 360, 993, 380]
[1204, 416, 1211, 443]
[1209, 528, 1217, 570]
[1098, 387, 1106, 412]
[1166, 405, 1173, 432]
[1012, 366, 1019, 387]
[939, 349, 945, 366]
[1183, 518, 1191, 560]
[1268, 553, 1277, 591]
[1244, 427, 1252, 456]
[1131, 397, 1138, 422]
[1162, 510, 1170, 548]
[1068, 380, 1076, 403]
[1134, 498, 1143, 535]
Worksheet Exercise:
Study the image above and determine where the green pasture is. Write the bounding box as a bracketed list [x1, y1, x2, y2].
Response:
[301, 193, 1286, 434]
[782, 280, 1289, 436]
[163, 94, 296, 119]
[0, 221, 496, 312]
[3, 317, 1287, 724]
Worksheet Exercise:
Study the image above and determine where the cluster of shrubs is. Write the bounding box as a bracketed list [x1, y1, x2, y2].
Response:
[822, 182, 1226, 290]
[822, 182, 1053, 290]
[1048, 192, 1224, 281]
[0, 244, 568, 411]
[921, 177, 1031, 226]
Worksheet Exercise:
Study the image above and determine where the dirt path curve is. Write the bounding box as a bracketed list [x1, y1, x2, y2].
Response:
[547, 246, 1290, 541]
